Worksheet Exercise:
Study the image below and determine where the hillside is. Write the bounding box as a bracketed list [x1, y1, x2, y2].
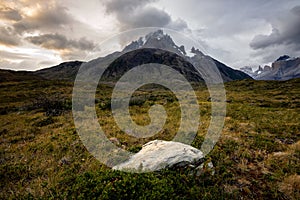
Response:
[0, 69, 44, 82]
[34, 61, 85, 80]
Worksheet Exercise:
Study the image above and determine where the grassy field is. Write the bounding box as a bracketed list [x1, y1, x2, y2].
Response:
[0, 78, 299, 199]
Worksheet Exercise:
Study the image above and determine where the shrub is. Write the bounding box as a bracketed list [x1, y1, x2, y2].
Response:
[29, 94, 72, 116]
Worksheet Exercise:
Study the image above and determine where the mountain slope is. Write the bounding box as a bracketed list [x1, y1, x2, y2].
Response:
[34, 61, 84, 80]
[102, 48, 204, 82]
[211, 58, 252, 82]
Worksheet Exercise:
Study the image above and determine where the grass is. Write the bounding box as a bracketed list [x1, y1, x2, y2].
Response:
[0, 78, 299, 199]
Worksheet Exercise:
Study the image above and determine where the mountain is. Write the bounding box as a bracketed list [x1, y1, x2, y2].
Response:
[102, 48, 204, 83]
[123, 30, 187, 55]
[241, 55, 300, 80]
[240, 65, 271, 78]
[257, 56, 300, 80]
[0, 30, 251, 83]
[77, 30, 251, 83]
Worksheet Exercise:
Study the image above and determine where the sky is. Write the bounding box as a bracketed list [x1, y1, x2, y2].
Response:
[0, 0, 300, 71]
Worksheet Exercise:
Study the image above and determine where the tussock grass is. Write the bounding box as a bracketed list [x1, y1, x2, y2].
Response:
[0, 79, 299, 199]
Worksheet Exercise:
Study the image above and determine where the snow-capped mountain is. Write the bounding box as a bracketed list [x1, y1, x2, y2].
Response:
[117, 30, 251, 82]
[241, 55, 300, 80]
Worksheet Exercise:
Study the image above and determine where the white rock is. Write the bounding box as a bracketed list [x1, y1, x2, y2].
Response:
[113, 140, 204, 172]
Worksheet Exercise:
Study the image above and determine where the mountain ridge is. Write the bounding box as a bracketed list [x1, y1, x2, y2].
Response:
[240, 55, 300, 80]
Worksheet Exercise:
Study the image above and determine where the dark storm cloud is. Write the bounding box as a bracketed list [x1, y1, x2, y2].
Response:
[250, 5, 300, 51]
[103, 0, 189, 31]
[291, 5, 300, 16]
[0, 7, 22, 21]
[0, 26, 21, 46]
[127, 7, 171, 28]
[105, 0, 155, 13]
[26, 33, 96, 51]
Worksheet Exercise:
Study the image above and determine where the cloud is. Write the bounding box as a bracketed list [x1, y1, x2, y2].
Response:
[13, 3, 75, 34]
[26, 33, 96, 51]
[0, 49, 61, 71]
[105, 0, 155, 13]
[0, 26, 21, 46]
[291, 5, 300, 16]
[0, 50, 30, 60]
[1, 0, 299, 71]
[167, 18, 188, 31]
[0, 7, 22, 21]
[250, 5, 300, 51]
[127, 7, 171, 28]
[103, 0, 189, 31]
[0, 0, 105, 70]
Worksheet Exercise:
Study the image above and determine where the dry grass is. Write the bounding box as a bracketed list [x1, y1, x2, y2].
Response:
[0, 78, 299, 199]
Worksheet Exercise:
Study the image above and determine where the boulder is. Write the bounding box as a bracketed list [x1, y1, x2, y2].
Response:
[113, 140, 205, 172]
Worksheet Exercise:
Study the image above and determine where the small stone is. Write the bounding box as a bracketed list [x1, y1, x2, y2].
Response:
[59, 156, 70, 165]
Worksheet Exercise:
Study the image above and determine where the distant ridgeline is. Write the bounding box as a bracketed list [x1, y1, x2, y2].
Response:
[240, 55, 300, 81]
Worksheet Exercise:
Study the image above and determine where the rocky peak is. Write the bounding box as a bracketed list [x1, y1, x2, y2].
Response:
[276, 55, 290, 62]
[145, 29, 169, 42]
[190, 47, 204, 56]
[254, 65, 263, 74]
[123, 37, 145, 52]
[122, 29, 187, 55]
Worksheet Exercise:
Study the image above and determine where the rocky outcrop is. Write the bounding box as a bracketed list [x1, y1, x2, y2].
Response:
[256, 56, 300, 80]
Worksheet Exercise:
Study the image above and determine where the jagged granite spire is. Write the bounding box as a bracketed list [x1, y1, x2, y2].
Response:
[123, 30, 187, 55]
